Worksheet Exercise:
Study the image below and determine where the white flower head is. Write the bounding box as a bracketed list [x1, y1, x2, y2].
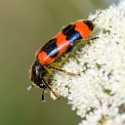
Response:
[51, 0, 125, 124]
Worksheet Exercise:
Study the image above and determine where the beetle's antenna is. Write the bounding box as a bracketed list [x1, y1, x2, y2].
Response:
[41, 88, 46, 102]
[92, 11, 101, 21]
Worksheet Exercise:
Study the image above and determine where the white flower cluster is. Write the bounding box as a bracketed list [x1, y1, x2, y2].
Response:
[52, 0, 125, 125]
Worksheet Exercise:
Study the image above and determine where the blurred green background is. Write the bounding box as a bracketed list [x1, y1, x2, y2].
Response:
[0, 0, 119, 125]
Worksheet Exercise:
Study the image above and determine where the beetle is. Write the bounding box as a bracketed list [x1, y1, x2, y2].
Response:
[28, 13, 100, 101]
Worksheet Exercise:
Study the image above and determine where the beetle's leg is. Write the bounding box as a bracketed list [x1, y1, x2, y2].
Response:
[41, 78, 60, 100]
[47, 65, 80, 76]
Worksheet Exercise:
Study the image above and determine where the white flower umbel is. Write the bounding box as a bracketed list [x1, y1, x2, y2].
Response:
[52, 0, 125, 125]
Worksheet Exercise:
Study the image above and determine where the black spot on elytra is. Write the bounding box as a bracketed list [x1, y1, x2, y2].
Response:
[41, 38, 59, 58]
[62, 24, 82, 42]
[83, 20, 94, 31]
